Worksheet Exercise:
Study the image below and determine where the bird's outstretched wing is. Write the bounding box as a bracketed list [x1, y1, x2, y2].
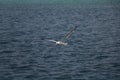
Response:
[62, 26, 77, 42]
[48, 40, 57, 43]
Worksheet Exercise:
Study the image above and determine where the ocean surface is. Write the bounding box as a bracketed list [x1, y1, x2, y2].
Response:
[0, 4, 120, 80]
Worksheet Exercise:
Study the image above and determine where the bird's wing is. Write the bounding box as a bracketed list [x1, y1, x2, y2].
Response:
[62, 26, 77, 42]
[48, 40, 57, 43]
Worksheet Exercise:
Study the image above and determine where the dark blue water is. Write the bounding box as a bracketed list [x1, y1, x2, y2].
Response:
[0, 4, 120, 80]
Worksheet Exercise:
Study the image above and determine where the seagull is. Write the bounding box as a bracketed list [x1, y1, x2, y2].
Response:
[49, 26, 77, 46]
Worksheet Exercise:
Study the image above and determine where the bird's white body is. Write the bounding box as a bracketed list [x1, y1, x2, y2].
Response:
[56, 41, 67, 45]
[49, 40, 67, 46]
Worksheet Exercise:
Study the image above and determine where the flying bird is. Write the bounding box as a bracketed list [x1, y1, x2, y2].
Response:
[49, 26, 77, 46]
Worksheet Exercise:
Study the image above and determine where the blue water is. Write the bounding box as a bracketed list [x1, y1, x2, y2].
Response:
[0, 4, 120, 80]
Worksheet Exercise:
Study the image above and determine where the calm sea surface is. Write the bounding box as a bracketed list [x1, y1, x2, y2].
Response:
[0, 4, 120, 80]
